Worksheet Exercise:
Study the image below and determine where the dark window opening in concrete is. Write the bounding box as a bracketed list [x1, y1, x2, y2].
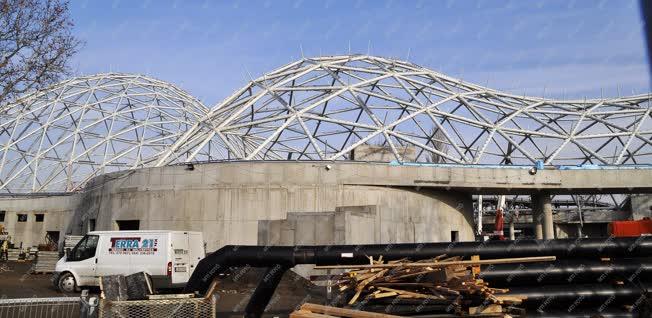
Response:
[89, 219, 96, 231]
[46, 231, 60, 246]
[17, 214, 27, 222]
[520, 227, 535, 239]
[451, 230, 459, 242]
[35, 214, 44, 222]
[116, 220, 140, 230]
[0, 211, 5, 222]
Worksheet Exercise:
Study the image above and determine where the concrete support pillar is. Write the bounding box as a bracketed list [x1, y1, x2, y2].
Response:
[509, 220, 515, 240]
[532, 195, 543, 239]
[532, 193, 554, 240]
[477, 195, 483, 236]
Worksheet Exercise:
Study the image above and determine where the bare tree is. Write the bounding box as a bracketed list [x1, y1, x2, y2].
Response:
[1, 0, 81, 105]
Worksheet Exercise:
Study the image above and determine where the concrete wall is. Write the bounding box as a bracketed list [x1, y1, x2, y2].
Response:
[258, 204, 466, 246]
[2, 161, 649, 250]
[70, 162, 475, 251]
[0, 194, 77, 248]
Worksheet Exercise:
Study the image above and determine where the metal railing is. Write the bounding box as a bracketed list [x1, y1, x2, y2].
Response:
[0, 297, 81, 318]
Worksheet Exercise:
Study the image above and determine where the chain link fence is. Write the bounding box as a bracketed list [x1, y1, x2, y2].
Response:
[98, 296, 217, 318]
[0, 294, 218, 318]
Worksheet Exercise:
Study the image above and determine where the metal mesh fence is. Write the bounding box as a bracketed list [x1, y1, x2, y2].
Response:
[98, 297, 216, 318]
[0, 297, 80, 318]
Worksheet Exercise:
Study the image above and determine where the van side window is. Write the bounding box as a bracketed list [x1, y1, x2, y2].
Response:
[70, 235, 99, 261]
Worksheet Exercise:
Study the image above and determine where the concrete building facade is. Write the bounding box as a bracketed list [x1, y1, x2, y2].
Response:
[0, 194, 77, 248]
[68, 162, 474, 251]
[2, 160, 651, 249]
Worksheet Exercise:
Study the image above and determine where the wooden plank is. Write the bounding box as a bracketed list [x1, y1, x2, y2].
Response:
[383, 268, 438, 281]
[300, 303, 404, 318]
[314, 256, 556, 270]
[373, 291, 399, 299]
[376, 287, 446, 300]
[147, 293, 195, 300]
[290, 309, 337, 318]
[469, 304, 503, 314]
[471, 255, 481, 277]
[431, 286, 461, 296]
[204, 279, 219, 300]
[493, 295, 525, 304]
[349, 269, 388, 304]
[374, 282, 436, 287]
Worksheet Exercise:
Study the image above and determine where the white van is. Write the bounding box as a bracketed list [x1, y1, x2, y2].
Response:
[53, 230, 205, 293]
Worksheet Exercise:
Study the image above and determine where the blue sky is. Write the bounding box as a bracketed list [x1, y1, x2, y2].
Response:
[70, 0, 649, 106]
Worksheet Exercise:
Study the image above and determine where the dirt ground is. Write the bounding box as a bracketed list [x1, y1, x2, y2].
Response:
[0, 261, 70, 298]
[0, 260, 327, 317]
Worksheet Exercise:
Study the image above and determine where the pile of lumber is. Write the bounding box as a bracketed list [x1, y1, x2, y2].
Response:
[6, 248, 21, 261]
[32, 251, 60, 273]
[26, 247, 38, 261]
[317, 255, 555, 316]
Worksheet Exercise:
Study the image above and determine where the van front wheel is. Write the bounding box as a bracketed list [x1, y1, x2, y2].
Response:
[58, 272, 78, 293]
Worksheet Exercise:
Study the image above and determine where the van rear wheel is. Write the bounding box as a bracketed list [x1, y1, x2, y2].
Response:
[58, 272, 78, 293]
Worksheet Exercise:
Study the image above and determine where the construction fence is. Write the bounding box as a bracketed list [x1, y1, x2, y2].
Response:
[98, 297, 217, 318]
[0, 294, 218, 318]
[0, 297, 82, 318]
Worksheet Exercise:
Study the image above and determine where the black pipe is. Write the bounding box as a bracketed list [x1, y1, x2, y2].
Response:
[479, 258, 652, 287]
[243, 265, 289, 318]
[185, 238, 652, 317]
[187, 237, 652, 294]
[502, 309, 635, 318]
[310, 237, 652, 265]
[505, 283, 650, 308]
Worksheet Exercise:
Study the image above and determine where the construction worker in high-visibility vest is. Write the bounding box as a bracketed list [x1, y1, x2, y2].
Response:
[1, 237, 8, 261]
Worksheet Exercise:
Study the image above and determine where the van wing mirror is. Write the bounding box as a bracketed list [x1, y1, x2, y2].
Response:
[65, 248, 71, 257]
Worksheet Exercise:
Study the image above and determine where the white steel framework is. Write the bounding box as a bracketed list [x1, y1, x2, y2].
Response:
[0, 73, 209, 193]
[1, 55, 651, 193]
[159, 55, 652, 166]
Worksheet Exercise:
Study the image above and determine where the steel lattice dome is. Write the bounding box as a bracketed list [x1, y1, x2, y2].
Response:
[159, 55, 652, 166]
[2, 55, 651, 193]
[0, 73, 209, 193]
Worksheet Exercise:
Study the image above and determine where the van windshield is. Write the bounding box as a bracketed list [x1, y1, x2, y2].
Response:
[69, 235, 99, 261]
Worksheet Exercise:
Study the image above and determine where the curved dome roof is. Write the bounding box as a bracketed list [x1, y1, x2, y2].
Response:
[0, 73, 209, 193]
[2, 55, 651, 193]
[159, 55, 652, 166]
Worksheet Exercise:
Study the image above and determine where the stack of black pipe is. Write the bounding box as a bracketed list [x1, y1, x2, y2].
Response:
[185, 237, 652, 318]
[478, 243, 651, 317]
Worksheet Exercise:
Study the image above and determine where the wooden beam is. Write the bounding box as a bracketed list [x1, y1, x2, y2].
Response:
[300, 303, 404, 318]
[471, 255, 481, 277]
[291, 309, 338, 318]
